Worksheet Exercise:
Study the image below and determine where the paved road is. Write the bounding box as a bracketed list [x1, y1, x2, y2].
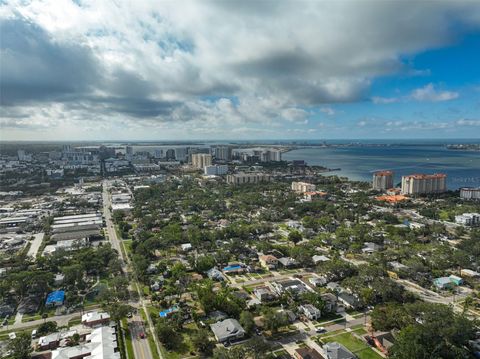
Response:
[2, 310, 86, 332]
[128, 314, 151, 359]
[103, 180, 163, 359]
[27, 232, 44, 260]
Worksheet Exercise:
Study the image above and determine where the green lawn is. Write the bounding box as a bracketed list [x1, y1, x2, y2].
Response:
[272, 349, 289, 357]
[148, 334, 161, 359]
[355, 348, 384, 359]
[68, 317, 82, 327]
[322, 332, 383, 359]
[161, 322, 198, 359]
[121, 319, 135, 359]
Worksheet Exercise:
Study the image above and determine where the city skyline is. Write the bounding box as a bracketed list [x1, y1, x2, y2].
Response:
[1, 1, 480, 141]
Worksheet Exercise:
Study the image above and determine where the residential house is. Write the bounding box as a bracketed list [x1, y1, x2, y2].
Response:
[45, 290, 65, 307]
[326, 282, 341, 292]
[210, 318, 246, 343]
[369, 331, 396, 354]
[278, 257, 297, 268]
[320, 293, 337, 313]
[259, 254, 278, 270]
[294, 347, 325, 359]
[323, 342, 356, 359]
[253, 286, 277, 302]
[278, 309, 297, 323]
[299, 304, 321, 320]
[433, 277, 456, 290]
[222, 264, 246, 275]
[312, 255, 330, 265]
[206, 268, 224, 281]
[361, 242, 382, 255]
[337, 292, 361, 310]
[460, 269, 480, 278]
[271, 279, 310, 296]
[309, 277, 327, 287]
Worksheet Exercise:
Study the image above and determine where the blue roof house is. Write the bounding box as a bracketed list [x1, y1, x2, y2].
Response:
[433, 277, 455, 290]
[448, 275, 463, 285]
[45, 290, 65, 307]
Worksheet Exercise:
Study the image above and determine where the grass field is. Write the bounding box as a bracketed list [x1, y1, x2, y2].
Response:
[322, 332, 383, 359]
[121, 319, 135, 359]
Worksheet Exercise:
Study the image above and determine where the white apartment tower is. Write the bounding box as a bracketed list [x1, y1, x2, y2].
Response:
[191, 153, 212, 169]
[401, 173, 447, 195]
[372, 170, 394, 191]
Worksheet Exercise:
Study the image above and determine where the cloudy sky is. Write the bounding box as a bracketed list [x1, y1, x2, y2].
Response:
[1, 0, 480, 141]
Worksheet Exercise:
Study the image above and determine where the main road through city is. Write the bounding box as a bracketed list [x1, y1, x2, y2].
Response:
[103, 180, 163, 359]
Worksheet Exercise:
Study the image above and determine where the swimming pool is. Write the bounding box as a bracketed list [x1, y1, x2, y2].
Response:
[159, 306, 178, 317]
[223, 265, 242, 271]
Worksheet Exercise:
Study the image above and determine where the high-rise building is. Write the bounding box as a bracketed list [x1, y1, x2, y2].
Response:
[153, 149, 164, 159]
[291, 181, 316, 193]
[17, 149, 26, 161]
[401, 173, 447, 195]
[174, 147, 188, 162]
[372, 170, 394, 191]
[191, 153, 212, 169]
[165, 149, 176, 160]
[214, 146, 233, 161]
[268, 150, 282, 162]
[123, 146, 133, 161]
[460, 187, 480, 200]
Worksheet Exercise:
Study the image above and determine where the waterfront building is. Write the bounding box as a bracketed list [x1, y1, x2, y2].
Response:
[401, 173, 447, 194]
[460, 187, 480, 200]
[372, 170, 394, 191]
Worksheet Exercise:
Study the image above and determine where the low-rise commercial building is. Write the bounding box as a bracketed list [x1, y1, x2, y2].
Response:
[82, 311, 111, 327]
[455, 213, 480, 226]
[51, 326, 120, 359]
[292, 181, 316, 193]
[204, 164, 228, 176]
[226, 172, 271, 185]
